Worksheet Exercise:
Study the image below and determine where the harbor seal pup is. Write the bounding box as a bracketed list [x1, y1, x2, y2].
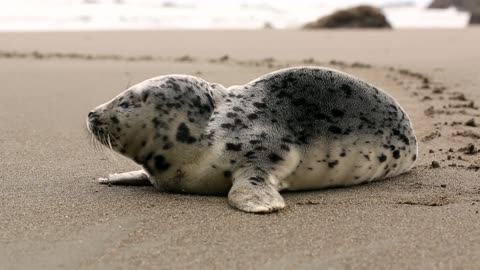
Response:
[86, 67, 417, 213]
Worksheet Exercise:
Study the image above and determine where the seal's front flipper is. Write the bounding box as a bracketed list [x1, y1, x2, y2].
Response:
[228, 169, 285, 213]
[98, 170, 151, 186]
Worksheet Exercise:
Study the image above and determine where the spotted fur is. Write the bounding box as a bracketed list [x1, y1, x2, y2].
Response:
[87, 67, 418, 213]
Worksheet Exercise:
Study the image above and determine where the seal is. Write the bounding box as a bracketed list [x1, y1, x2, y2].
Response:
[87, 67, 417, 213]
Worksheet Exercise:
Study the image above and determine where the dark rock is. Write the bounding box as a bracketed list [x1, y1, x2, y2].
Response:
[465, 118, 477, 127]
[263, 22, 274, 29]
[428, 0, 480, 25]
[470, 9, 480, 24]
[303, 5, 391, 29]
[429, 0, 454, 8]
[428, 0, 480, 11]
[458, 143, 478, 155]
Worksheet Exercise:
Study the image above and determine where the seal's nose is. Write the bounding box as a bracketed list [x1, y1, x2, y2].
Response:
[88, 111, 98, 119]
[88, 111, 102, 127]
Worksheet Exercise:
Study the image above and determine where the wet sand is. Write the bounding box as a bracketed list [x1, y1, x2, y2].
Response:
[0, 29, 479, 269]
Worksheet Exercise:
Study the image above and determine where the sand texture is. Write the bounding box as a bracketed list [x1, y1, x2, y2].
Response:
[0, 29, 479, 269]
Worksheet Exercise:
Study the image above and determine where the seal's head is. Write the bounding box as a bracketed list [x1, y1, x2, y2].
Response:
[87, 75, 224, 168]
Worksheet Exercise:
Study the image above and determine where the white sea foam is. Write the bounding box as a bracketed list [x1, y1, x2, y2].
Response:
[0, 0, 470, 31]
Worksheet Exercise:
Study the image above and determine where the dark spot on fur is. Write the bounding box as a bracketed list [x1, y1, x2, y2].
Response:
[280, 144, 290, 151]
[292, 98, 307, 106]
[176, 123, 197, 144]
[364, 155, 370, 161]
[328, 160, 339, 168]
[360, 116, 374, 125]
[268, 153, 283, 163]
[253, 102, 267, 109]
[331, 109, 345, 118]
[412, 154, 417, 161]
[378, 154, 387, 163]
[163, 142, 174, 150]
[223, 171, 232, 177]
[152, 117, 168, 129]
[247, 113, 259, 120]
[233, 107, 244, 112]
[393, 150, 400, 159]
[234, 119, 246, 128]
[276, 90, 289, 99]
[142, 91, 150, 102]
[340, 84, 352, 97]
[206, 94, 215, 109]
[221, 123, 234, 129]
[328, 126, 342, 134]
[154, 155, 170, 171]
[399, 134, 410, 145]
[226, 143, 242, 151]
[110, 116, 119, 124]
[249, 140, 261, 145]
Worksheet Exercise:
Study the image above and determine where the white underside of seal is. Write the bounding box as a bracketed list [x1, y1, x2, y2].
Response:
[282, 137, 415, 191]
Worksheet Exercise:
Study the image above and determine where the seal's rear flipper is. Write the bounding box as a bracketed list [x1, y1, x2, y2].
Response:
[98, 170, 151, 186]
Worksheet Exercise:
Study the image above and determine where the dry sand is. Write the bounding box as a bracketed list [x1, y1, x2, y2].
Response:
[0, 29, 479, 270]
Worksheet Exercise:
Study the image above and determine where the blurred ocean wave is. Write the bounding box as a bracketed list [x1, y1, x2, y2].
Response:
[0, 0, 470, 31]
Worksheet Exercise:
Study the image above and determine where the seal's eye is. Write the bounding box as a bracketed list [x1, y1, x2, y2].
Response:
[119, 101, 130, 109]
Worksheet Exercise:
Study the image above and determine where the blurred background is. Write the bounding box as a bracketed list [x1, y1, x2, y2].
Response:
[1, 0, 478, 31]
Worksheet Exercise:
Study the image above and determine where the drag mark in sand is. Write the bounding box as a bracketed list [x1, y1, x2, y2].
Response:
[385, 64, 480, 172]
[397, 195, 451, 207]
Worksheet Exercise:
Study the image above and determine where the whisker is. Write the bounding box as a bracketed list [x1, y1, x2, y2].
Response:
[84, 122, 122, 163]
[105, 132, 120, 163]
[100, 134, 111, 159]
[107, 133, 113, 151]
[89, 130, 97, 152]
[94, 136, 100, 153]
[94, 134, 102, 153]
[109, 133, 120, 145]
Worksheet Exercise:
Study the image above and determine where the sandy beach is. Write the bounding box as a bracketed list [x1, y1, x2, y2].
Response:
[0, 29, 479, 269]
